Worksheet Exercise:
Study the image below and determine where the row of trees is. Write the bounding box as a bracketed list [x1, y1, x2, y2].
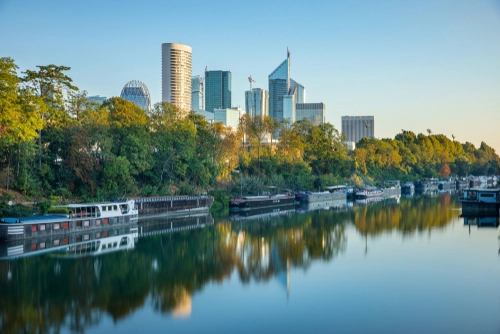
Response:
[1, 57, 499, 202]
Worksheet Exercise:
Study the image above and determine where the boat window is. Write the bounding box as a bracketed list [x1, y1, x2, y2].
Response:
[108, 206, 112, 211]
[480, 194, 494, 198]
[102, 206, 107, 212]
[39, 224, 46, 231]
[54, 223, 60, 230]
[113, 242, 118, 248]
[120, 237, 128, 247]
[113, 205, 117, 210]
[31, 225, 37, 232]
[102, 244, 107, 250]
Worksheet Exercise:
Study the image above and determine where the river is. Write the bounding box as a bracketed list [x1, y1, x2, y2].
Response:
[1, 192, 499, 333]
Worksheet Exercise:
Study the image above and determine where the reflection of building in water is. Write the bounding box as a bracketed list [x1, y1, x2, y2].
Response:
[171, 287, 192, 318]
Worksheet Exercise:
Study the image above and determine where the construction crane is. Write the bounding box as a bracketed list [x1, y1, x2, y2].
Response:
[248, 75, 255, 90]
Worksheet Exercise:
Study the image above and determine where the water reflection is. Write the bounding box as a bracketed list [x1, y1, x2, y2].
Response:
[0, 193, 465, 333]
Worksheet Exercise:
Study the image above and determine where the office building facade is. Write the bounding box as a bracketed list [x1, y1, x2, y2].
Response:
[296, 103, 325, 126]
[120, 80, 152, 113]
[191, 75, 204, 112]
[214, 107, 241, 130]
[162, 43, 192, 112]
[205, 70, 231, 112]
[341, 116, 375, 143]
[268, 53, 290, 121]
[245, 88, 269, 117]
[290, 78, 305, 104]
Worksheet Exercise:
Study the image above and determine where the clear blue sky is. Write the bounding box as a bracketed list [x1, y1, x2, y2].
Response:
[1, 0, 499, 151]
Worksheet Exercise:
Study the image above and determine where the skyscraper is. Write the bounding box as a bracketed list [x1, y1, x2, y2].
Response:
[245, 88, 269, 117]
[120, 80, 151, 113]
[191, 75, 204, 112]
[205, 70, 231, 112]
[290, 78, 305, 104]
[268, 51, 290, 121]
[162, 43, 192, 112]
[341, 116, 375, 143]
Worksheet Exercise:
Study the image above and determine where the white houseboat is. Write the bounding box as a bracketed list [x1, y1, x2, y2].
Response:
[0, 200, 138, 241]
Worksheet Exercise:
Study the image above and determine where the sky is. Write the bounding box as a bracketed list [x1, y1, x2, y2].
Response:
[1, 0, 499, 151]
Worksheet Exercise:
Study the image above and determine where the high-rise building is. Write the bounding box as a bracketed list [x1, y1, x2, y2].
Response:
[283, 86, 297, 123]
[245, 88, 269, 117]
[290, 78, 305, 104]
[341, 116, 375, 143]
[162, 43, 192, 112]
[120, 80, 152, 113]
[268, 51, 290, 121]
[214, 107, 241, 130]
[87, 95, 107, 104]
[296, 103, 325, 126]
[205, 70, 231, 112]
[191, 75, 204, 112]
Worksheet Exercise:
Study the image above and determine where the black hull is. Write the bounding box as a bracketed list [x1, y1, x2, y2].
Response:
[229, 197, 296, 212]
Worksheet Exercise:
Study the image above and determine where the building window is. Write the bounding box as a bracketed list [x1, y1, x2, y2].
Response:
[39, 224, 46, 231]
[96, 219, 101, 225]
[62, 222, 69, 229]
[62, 238, 69, 245]
[54, 240, 60, 246]
[54, 223, 60, 230]
[76, 221, 82, 227]
[31, 225, 37, 232]
[39, 242, 46, 249]
[83, 220, 90, 227]
[103, 218, 108, 225]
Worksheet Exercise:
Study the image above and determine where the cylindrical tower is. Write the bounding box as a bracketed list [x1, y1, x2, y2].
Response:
[162, 43, 192, 112]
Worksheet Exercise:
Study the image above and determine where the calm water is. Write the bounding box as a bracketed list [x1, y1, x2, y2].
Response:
[1, 192, 500, 334]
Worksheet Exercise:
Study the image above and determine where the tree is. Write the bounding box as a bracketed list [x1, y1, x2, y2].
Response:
[438, 164, 451, 178]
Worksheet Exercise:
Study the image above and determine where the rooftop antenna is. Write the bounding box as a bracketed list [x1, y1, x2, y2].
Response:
[248, 75, 255, 90]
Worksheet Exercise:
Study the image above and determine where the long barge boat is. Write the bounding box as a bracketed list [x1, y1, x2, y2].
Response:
[229, 194, 295, 212]
[295, 191, 346, 203]
[0, 195, 215, 241]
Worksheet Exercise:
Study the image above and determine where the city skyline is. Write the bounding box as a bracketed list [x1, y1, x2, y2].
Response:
[1, 0, 499, 151]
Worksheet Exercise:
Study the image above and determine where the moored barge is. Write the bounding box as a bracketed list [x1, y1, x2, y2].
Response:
[0, 200, 138, 241]
[229, 194, 295, 212]
[460, 188, 500, 215]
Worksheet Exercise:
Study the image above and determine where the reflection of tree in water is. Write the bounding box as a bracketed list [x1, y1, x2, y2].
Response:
[0, 208, 350, 333]
[354, 193, 460, 237]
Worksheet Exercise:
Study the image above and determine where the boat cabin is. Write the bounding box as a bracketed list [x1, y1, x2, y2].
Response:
[461, 189, 500, 204]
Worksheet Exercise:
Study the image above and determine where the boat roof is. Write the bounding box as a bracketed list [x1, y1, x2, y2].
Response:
[55, 201, 132, 208]
[325, 185, 346, 190]
[1, 214, 68, 224]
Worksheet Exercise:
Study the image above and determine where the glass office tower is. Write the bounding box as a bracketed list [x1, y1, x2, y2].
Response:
[245, 88, 269, 117]
[120, 80, 152, 113]
[296, 103, 325, 126]
[205, 70, 231, 113]
[290, 78, 305, 104]
[191, 75, 204, 112]
[268, 52, 290, 121]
